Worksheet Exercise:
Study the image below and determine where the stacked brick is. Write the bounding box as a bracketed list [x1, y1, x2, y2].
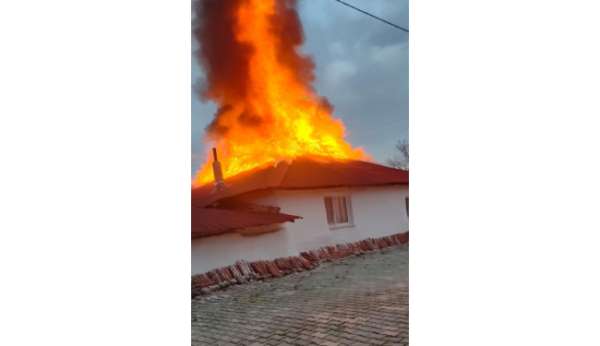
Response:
[192, 231, 408, 297]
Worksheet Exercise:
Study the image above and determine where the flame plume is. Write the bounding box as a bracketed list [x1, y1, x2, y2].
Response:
[193, 0, 367, 186]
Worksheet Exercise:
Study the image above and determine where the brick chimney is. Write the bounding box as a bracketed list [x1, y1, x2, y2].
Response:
[212, 147, 225, 191]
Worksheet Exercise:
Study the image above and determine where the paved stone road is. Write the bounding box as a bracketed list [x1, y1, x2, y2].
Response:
[192, 247, 408, 346]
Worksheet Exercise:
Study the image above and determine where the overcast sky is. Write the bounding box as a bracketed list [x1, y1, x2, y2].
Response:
[192, 0, 408, 176]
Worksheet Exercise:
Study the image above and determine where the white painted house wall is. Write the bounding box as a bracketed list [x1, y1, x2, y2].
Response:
[191, 185, 408, 275]
[273, 185, 409, 251]
[191, 227, 296, 274]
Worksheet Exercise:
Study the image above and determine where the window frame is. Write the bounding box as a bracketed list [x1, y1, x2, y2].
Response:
[323, 195, 354, 230]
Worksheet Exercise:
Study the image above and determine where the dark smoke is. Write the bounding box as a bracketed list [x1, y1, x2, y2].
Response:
[270, 0, 316, 87]
[204, 105, 232, 137]
[193, 0, 323, 137]
[192, 0, 252, 104]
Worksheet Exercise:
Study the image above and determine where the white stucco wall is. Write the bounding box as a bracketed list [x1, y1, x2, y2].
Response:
[191, 226, 296, 274]
[273, 185, 409, 252]
[191, 185, 408, 275]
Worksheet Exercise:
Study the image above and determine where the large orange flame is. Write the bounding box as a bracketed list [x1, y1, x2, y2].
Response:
[193, 0, 367, 186]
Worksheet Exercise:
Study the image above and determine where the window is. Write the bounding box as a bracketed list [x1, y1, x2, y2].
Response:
[405, 197, 409, 217]
[324, 196, 353, 229]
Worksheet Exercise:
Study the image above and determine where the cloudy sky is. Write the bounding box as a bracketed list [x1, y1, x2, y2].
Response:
[192, 0, 408, 176]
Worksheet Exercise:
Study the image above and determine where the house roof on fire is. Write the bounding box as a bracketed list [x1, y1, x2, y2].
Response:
[191, 156, 409, 208]
[192, 207, 300, 238]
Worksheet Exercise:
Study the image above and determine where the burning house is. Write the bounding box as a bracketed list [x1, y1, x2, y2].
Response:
[192, 152, 408, 274]
[192, 0, 408, 276]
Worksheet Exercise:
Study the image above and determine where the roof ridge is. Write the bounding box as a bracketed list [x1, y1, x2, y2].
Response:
[191, 157, 408, 207]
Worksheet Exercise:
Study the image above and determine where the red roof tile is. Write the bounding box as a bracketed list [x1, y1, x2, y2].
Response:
[192, 207, 300, 238]
[191, 156, 408, 207]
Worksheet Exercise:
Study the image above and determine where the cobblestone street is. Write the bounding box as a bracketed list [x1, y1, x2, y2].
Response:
[192, 247, 408, 345]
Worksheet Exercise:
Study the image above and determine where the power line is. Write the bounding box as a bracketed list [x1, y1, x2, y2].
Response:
[332, 0, 408, 33]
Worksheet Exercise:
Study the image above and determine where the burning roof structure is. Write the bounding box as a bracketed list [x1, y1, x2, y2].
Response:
[192, 155, 408, 208]
[191, 152, 407, 238]
[192, 0, 367, 186]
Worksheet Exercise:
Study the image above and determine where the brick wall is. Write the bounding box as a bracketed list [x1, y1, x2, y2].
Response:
[192, 231, 408, 297]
